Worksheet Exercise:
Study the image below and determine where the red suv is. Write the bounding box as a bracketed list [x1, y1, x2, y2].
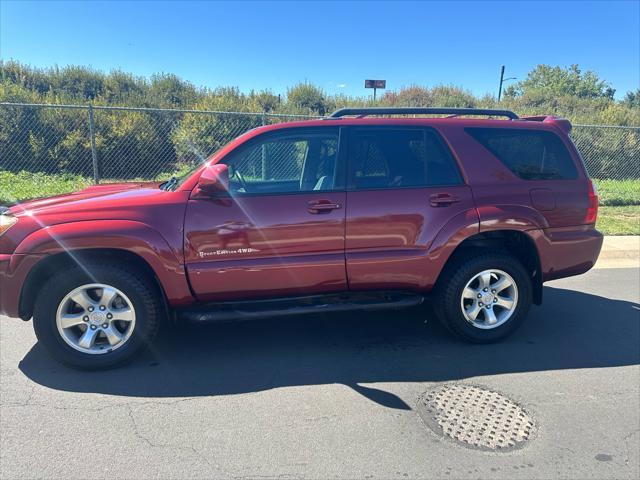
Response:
[0, 108, 603, 369]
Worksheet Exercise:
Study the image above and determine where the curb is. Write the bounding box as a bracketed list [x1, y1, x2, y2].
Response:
[594, 236, 639, 269]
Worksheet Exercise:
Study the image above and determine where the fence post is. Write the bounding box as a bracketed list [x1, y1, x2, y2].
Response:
[87, 105, 100, 184]
[261, 112, 267, 179]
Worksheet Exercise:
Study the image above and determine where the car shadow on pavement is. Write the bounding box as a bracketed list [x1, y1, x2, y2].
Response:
[18, 286, 640, 409]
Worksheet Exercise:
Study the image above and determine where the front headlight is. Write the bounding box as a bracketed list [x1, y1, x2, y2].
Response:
[0, 214, 17, 236]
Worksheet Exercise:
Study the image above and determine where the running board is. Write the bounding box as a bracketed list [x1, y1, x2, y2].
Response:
[178, 291, 425, 324]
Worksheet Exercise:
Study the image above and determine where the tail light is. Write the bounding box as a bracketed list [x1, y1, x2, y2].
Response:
[585, 180, 598, 224]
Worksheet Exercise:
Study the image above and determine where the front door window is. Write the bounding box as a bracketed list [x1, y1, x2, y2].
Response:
[223, 131, 340, 195]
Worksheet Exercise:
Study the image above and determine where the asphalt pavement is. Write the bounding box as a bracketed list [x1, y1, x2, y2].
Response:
[1, 265, 639, 479]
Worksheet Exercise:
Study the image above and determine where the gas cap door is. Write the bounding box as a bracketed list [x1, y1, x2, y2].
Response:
[530, 188, 556, 211]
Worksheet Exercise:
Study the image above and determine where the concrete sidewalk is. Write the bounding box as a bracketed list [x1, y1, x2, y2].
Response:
[595, 235, 639, 269]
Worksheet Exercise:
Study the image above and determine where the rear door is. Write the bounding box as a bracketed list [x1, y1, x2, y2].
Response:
[184, 127, 347, 301]
[344, 126, 477, 291]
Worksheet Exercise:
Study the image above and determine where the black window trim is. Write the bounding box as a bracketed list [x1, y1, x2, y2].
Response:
[344, 125, 465, 192]
[214, 126, 346, 198]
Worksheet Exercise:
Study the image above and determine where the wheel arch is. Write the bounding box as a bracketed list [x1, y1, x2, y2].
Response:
[14, 220, 194, 320]
[437, 229, 543, 305]
[19, 248, 170, 321]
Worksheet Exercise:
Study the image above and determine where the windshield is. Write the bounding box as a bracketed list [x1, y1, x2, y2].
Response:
[160, 146, 228, 191]
[160, 128, 261, 191]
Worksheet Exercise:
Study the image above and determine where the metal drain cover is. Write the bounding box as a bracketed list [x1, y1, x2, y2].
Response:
[417, 384, 535, 451]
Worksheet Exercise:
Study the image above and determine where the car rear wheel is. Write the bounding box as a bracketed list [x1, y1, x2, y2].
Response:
[434, 252, 532, 343]
[33, 262, 161, 369]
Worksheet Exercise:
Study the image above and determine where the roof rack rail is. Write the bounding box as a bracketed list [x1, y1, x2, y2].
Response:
[328, 107, 519, 120]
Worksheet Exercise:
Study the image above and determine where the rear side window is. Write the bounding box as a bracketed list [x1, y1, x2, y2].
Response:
[467, 128, 578, 180]
[348, 128, 462, 189]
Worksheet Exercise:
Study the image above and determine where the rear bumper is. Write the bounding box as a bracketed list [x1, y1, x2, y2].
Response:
[530, 225, 603, 282]
[0, 253, 44, 319]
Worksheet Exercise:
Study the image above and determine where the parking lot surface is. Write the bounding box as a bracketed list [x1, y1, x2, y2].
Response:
[1, 266, 639, 479]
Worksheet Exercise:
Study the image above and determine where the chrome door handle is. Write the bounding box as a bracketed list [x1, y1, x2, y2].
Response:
[429, 193, 460, 207]
[308, 200, 342, 214]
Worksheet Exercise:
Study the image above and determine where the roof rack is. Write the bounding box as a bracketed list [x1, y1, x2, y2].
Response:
[328, 107, 519, 120]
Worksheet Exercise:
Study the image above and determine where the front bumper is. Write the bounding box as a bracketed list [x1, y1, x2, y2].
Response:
[0, 253, 45, 319]
[0, 254, 11, 316]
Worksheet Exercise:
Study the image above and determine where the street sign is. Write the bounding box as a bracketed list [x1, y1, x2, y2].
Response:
[365, 79, 386, 89]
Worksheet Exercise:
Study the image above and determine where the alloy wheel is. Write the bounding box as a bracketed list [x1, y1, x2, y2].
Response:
[460, 269, 519, 329]
[55, 283, 136, 354]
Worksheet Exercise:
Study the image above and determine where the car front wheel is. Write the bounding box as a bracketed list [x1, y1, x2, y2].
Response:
[33, 262, 161, 369]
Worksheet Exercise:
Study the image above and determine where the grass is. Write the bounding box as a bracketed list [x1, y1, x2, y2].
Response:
[2, 171, 639, 235]
[597, 206, 640, 236]
[593, 179, 640, 206]
[0, 171, 91, 204]
[0, 170, 183, 204]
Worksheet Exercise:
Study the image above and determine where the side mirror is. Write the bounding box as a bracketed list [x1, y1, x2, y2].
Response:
[194, 164, 229, 197]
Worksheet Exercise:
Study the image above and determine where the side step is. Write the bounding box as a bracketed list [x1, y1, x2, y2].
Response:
[178, 291, 425, 324]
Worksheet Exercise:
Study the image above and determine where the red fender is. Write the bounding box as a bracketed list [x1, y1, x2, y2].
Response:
[15, 220, 194, 306]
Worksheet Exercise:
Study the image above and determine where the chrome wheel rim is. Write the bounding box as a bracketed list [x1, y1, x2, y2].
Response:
[55, 283, 136, 354]
[460, 269, 518, 330]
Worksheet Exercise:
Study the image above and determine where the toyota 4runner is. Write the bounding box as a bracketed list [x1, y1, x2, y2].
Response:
[0, 107, 603, 369]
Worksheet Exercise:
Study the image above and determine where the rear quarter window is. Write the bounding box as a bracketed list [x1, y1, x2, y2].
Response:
[466, 128, 579, 180]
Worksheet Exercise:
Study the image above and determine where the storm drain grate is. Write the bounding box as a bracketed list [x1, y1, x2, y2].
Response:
[417, 384, 535, 451]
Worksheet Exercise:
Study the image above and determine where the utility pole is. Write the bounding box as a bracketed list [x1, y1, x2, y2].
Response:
[498, 65, 516, 102]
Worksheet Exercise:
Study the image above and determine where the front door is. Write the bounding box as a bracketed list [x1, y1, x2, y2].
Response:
[185, 127, 347, 302]
[344, 126, 477, 291]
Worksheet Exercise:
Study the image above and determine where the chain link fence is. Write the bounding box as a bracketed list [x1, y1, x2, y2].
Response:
[0, 103, 316, 182]
[0, 103, 638, 204]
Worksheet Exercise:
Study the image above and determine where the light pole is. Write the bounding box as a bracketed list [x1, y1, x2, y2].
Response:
[498, 65, 516, 101]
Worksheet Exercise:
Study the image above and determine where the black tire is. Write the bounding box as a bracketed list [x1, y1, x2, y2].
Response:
[33, 262, 162, 370]
[433, 251, 532, 343]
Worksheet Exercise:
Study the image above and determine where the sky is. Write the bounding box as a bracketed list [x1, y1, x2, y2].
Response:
[1, 0, 638, 99]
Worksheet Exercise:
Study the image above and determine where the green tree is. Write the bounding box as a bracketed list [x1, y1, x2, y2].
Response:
[101, 70, 146, 105]
[0, 60, 52, 96]
[286, 83, 330, 115]
[93, 109, 172, 178]
[251, 90, 280, 113]
[50, 65, 107, 101]
[171, 88, 261, 165]
[504, 64, 615, 99]
[381, 85, 476, 108]
[382, 86, 434, 107]
[147, 73, 198, 108]
[623, 89, 640, 109]
[0, 83, 43, 172]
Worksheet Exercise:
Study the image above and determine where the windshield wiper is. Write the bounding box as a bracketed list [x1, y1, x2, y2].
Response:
[161, 176, 178, 191]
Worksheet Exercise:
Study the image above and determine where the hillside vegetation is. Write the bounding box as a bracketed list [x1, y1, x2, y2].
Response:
[0, 61, 638, 178]
[2, 61, 639, 123]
